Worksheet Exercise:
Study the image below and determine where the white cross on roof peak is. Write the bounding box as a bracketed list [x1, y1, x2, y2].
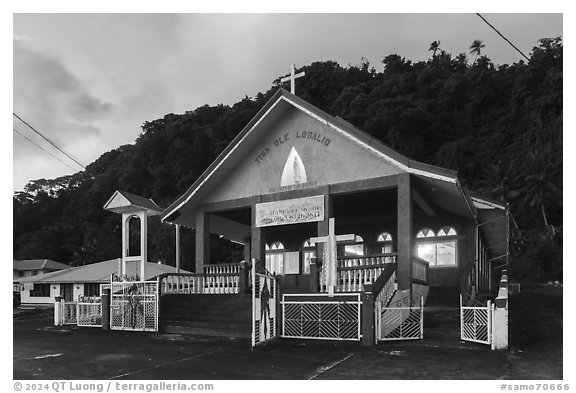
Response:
[280, 64, 305, 95]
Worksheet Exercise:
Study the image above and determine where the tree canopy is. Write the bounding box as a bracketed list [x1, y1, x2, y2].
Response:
[13, 38, 562, 282]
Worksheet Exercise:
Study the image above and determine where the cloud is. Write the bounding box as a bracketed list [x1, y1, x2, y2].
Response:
[13, 38, 117, 189]
[13, 39, 114, 142]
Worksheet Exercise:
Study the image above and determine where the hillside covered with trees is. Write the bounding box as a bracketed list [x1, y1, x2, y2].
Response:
[13, 38, 562, 283]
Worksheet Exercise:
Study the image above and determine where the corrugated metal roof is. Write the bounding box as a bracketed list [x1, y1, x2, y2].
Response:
[16, 258, 190, 283]
[13, 259, 71, 271]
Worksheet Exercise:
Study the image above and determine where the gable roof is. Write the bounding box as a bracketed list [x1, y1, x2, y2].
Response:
[16, 258, 190, 284]
[13, 259, 70, 272]
[104, 190, 163, 215]
[161, 88, 461, 223]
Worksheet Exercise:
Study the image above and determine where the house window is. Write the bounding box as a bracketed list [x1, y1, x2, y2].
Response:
[84, 283, 100, 297]
[30, 284, 50, 297]
[416, 227, 457, 267]
[344, 236, 364, 257]
[377, 232, 394, 254]
[266, 242, 285, 275]
[302, 239, 316, 274]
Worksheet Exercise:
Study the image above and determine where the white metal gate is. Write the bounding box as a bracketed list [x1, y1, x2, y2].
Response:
[252, 268, 278, 347]
[62, 301, 77, 325]
[281, 293, 362, 341]
[77, 296, 102, 328]
[376, 295, 423, 341]
[460, 295, 492, 345]
[110, 281, 158, 332]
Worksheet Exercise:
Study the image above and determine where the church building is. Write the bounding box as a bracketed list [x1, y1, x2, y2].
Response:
[158, 87, 508, 344]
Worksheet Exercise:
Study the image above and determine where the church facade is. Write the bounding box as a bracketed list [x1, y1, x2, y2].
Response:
[159, 88, 508, 312]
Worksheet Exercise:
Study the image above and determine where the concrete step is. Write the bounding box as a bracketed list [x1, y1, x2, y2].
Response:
[159, 293, 252, 338]
[163, 324, 252, 338]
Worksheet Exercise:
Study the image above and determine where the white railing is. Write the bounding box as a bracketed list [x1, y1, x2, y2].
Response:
[320, 255, 396, 293]
[159, 273, 239, 295]
[412, 256, 429, 283]
[204, 263, 240, 275]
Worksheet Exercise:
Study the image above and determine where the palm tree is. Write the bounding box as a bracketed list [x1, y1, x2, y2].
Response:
[521, 148, 562, 233]
[469, 39, 485, 62]
[477, 159, 521, 202]
[429, 41, 441, 57]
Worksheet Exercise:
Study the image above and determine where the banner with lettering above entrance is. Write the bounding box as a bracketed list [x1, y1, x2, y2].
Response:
[255, 195, 324, 228]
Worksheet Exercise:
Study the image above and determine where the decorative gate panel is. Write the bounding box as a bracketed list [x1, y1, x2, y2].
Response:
[376, 295, 423, 341]
[77, 296, 102, 327]
[110, 281, 158, 332]
[62, 302, 77, 325]
[281, 294, 361, 341]
[460, 295, 492, 345]
[252, 268, 278, 347]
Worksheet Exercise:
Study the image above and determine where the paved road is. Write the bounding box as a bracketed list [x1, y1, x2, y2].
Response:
[13, 289, 563, 380]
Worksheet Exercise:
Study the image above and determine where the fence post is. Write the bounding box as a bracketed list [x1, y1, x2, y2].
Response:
[54, 296, 63, 326]
[239, 261, 249, 294]
[361, 283, 375, 346]
[101, 288, 111, 331]
[491, 270, 509, 350]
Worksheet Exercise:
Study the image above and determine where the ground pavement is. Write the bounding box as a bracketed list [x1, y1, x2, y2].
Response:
[13, 288, 562, 380]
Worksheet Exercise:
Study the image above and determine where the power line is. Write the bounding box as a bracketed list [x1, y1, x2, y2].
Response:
[13, 112, 86, 170]
[13, 128, 80, 172]
[476, 13, 531, 63]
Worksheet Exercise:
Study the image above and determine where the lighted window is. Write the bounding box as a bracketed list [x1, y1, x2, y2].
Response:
[302, 239, 316, 274]
[416, 227, 457, 267]
[377, 232, 394, 254]
[345, 235, 364, 257]
[266, 241, 285, 275]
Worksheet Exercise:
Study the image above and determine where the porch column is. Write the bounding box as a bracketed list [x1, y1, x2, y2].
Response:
[251, 197, 266, 267]
[462, 222, 477, 294]
[195, 208, 210, 274]
[175, 224, 181, 273]
[139, 210, 147, 279]
[397, 173, 413, 290]
[316, 187, 332, 267]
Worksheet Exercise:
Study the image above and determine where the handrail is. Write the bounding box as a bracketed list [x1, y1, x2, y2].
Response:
[337, 252, 398, 261]
[371, 263, 397, 299]
[321, 255, 397, 293]
[337, 263, 391, 272]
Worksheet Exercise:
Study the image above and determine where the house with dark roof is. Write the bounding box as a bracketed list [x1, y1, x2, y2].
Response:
[18, 258, 190, 306]
[13, 259, 71, 280]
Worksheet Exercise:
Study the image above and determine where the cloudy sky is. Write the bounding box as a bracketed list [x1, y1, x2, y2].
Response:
[12, 13, 563, 191]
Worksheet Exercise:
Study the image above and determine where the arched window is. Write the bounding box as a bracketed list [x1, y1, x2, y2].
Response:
[377, 232, 394, 254]
[266, 241, 285, 275]
[302, 239, 316, 274]
[345, 235, 364, 257]
[416, 227, 457, 266]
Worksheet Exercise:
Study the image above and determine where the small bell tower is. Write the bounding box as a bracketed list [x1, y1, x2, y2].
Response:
[104, 190, 163, 280]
